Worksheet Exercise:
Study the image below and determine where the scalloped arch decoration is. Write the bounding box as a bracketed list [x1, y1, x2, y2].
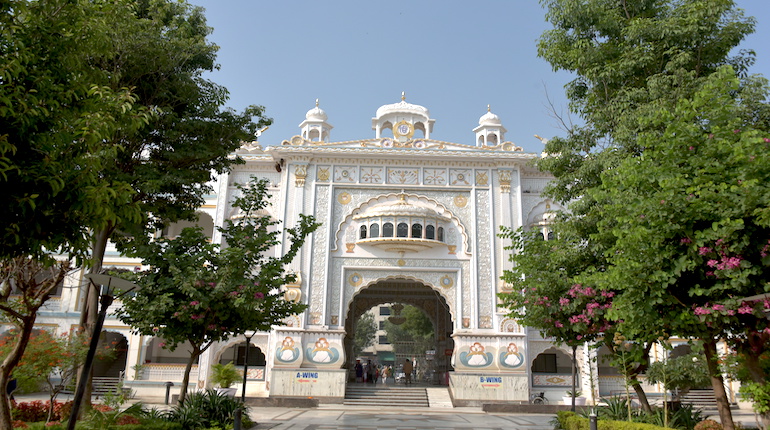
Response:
[332, 192, 470, 254]
[344, 275, 455, 327]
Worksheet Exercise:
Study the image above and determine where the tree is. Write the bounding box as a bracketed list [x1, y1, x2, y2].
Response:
[590, 68, 770, 428]
[499, 227, 657, 411]
[72, 0, 269, 402]
[502, 2, 761, 428]
[352, 312, 377, 357]
[384, 305, 434, 362]
[0, 329, 113, 423]
[117, 179, 319, 404]
[0, 0, 148, 262]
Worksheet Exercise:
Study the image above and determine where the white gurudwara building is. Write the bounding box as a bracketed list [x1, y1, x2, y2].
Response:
[24, 95, 665, 405]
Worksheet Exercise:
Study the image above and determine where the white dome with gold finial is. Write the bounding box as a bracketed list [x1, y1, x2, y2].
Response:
[478, 105, 501, 126]
[305, 99, 328, 121]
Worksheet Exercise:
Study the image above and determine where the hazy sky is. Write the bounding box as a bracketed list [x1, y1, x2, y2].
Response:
[189, 1, 770, 154]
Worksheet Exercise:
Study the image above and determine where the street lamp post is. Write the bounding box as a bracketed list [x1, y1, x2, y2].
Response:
[67, 274, 139, 430]
[241, 331, 256, 402]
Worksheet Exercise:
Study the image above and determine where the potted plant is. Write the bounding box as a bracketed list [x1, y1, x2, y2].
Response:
[211, 362, 241, 397]
[563, 390, 587, 406]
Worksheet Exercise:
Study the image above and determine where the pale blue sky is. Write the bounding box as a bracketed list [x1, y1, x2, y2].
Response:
[189, 1, 770, 154]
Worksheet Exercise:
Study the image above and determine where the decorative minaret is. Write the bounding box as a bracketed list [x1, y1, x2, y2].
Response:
[473, 105, 507, 147]
[299, 99, 333, 142]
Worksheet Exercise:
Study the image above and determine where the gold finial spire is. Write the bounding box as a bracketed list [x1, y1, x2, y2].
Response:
[315, 98, 319, 107]
[401, 91, 406, 101]
[487, 104, 491, 112]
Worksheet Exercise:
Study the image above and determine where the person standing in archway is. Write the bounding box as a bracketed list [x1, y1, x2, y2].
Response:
[355, 360, 363, 383]
[403, 359, 413, 386]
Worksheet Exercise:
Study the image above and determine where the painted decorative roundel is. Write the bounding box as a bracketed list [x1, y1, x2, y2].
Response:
[393, 121, 414, 139]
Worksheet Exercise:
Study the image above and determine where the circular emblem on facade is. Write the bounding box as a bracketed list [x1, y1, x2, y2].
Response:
[397, 259, 406, 266]
[454, 195, 468, 208]
[291, 136, 304, 146]
[348, 272, 362, 287]
[393, 120, 414, 139]
[440, 275, 454, 289]
[337, 192, 351, 205]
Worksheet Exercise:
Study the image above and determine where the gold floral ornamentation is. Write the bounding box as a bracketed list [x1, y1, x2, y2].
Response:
[295, 164, 308, 187]
[317, 167, 330, 181]
[454, 195, 468, 208]
[337, 192, 351, 205]
[439, 275, 454, 289]
[498, 169, 512, 193]
[476, 171, 489, 186]
[348, 272, 362, 287]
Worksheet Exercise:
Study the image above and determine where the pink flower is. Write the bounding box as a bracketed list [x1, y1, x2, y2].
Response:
[680, 238, 692, 244]
[660, 200, 666, 204]
[712, 304, 725, 311]
[554, 321, 564, 328]
[254, 292, 264, 299]
[190, 301, 200, 306]
[694, 307, 711, 315]
[698, 247, 712, 255]
[707, 260, 718, 267]
[738, 305, 754, 314]
[230, 291, 239, 296]
[764, 138, 770, 143]
[559, 297, 570, 306]
[159, 342, 166, 347]
[689, 146, 695, 151]
[733, 129, 741, 133]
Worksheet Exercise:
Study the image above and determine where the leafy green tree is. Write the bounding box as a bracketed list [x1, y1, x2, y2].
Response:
[117, 179, 319, 404]
[72, 0, 269, 401]
[353, 312, 377, 357]
[384, 305, 434, 361]
[0, 329, 113, 422]
[502, 2, 761, 428]
[589, 68, 770, 428]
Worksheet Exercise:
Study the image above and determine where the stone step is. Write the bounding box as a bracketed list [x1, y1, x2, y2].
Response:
[344, 386, 429, 408]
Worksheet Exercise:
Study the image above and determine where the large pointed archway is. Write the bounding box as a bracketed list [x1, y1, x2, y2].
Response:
[343, 278, 454, 385]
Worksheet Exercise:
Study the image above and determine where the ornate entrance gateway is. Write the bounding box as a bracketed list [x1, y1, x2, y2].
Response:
[211, 96, 557, 404]
[344, 279, 454, 384]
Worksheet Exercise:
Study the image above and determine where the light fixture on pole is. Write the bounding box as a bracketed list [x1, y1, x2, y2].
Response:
[241, 330, 256, 402]
[67, 274, 140, 430]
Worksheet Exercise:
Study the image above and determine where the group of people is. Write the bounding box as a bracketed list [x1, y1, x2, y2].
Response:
[354, 358, 414, 385]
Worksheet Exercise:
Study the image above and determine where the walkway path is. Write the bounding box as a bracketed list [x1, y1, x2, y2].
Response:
[249, 405, 555, 430]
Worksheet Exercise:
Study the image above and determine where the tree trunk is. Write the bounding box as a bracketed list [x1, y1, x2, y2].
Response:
[76, 226, 112, 408]
[703, 339, 735, 430]
[0, 318, 36, 430]
[179, 346, 202, 405]
[630, 377, 652, 412]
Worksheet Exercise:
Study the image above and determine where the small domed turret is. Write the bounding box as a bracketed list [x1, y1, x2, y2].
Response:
[473, 105, 507, 147]
[298, 99, 333, 142]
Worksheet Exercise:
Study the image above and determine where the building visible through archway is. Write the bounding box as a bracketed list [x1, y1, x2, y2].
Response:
[344, 279, 453, 384]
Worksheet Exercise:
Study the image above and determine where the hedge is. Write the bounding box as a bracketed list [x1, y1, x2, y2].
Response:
[557, 411, 669, 430]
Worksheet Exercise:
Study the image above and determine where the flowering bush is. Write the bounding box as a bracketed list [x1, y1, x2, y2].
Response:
[694, 419, 723, 430]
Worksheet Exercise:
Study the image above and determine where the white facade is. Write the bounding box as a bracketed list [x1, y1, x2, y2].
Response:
[16, 96, 644, 405]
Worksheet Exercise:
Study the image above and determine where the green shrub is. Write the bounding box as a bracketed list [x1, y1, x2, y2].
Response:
[168, 389, 250, 430]
[557, 411, 675, 430]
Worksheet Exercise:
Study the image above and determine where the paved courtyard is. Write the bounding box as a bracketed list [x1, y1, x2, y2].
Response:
[249, 405, 555, 430]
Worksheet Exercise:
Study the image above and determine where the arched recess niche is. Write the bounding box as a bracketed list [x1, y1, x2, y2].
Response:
[333, 193, 471, 255]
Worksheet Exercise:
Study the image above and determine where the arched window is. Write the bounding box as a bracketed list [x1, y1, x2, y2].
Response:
[359, 225, 367, 239]
[412, 223, 422, 238]
[535, 232, 545, 241]
[426, 225, 435, 240]
[437, 227, 444, 242]
[547, 231, 555, 241]
[397, 222, 408, 237]
[370, 223, 380, 238]
[383, 222, 394, 237]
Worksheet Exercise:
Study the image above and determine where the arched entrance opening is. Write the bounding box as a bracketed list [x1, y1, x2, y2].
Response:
[93, 331, 128, 378]
[343, 278, 454, 386]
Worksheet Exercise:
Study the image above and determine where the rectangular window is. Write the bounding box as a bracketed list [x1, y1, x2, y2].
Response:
[378, 335, 390, 344]
[379, 307, 391, 316]
[378, 321, 386, 330]
[532, 353, 557, 373]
